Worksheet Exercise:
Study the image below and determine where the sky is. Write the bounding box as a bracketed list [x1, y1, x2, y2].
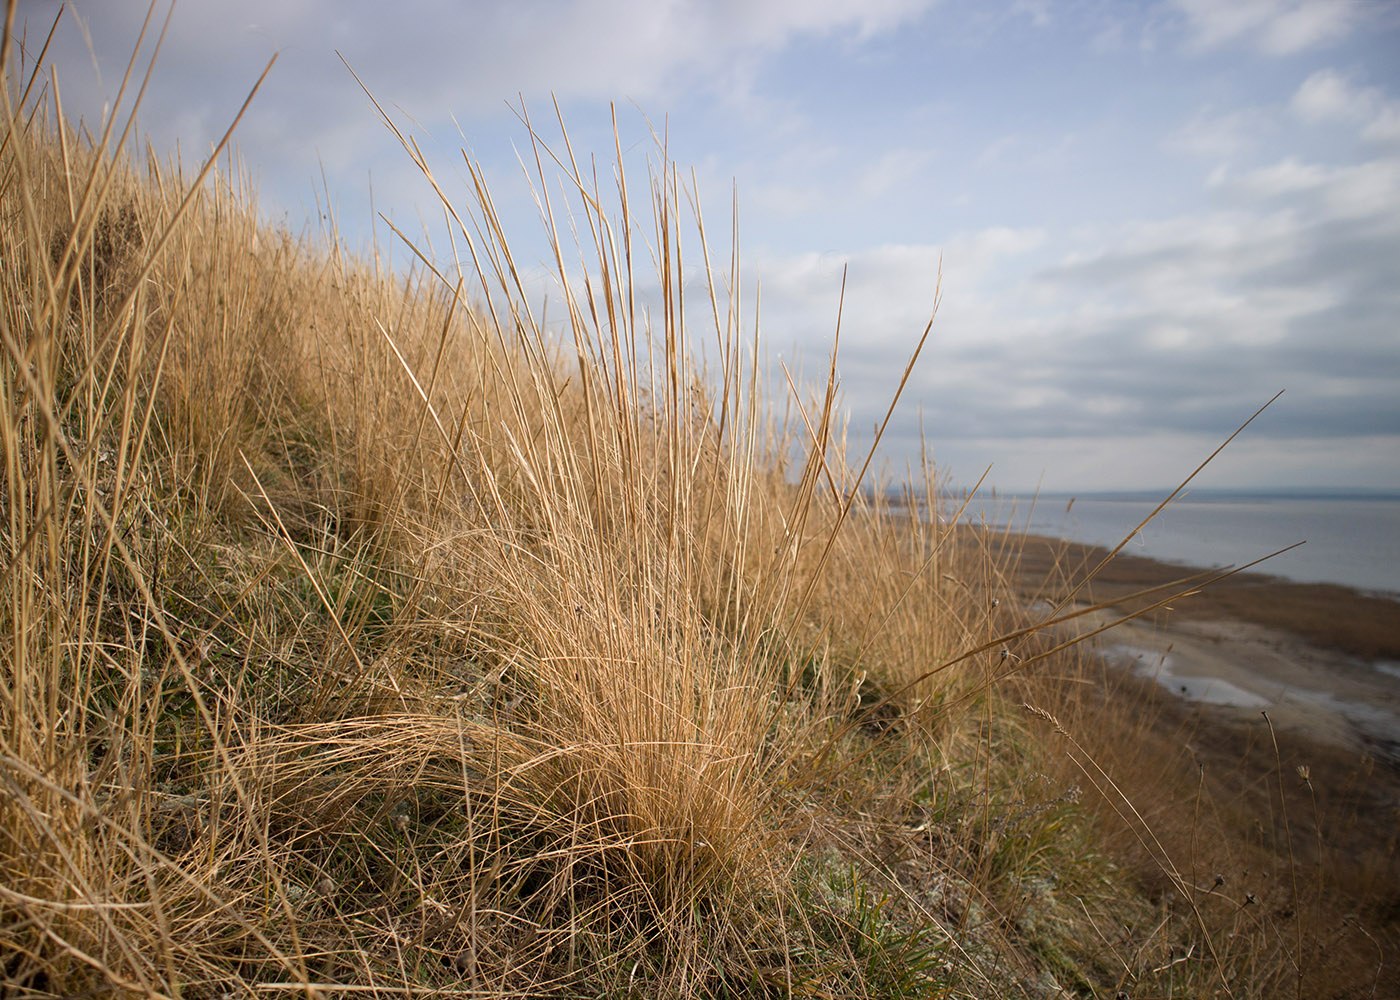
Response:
[28, 0, 1400, 494]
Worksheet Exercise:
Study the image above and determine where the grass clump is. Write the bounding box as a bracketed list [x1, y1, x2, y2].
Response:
[2, 7, 1395, 997]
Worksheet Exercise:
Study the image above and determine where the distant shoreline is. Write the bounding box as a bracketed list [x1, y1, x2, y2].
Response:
[943, 491, 1400, 596]
[990, 530, 1400, 767]
[993, 530, 1400, 662]
[938, 486, 1400, 503]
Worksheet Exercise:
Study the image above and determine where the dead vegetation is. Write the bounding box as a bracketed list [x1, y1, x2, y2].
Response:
[2, 6, 1395, 997]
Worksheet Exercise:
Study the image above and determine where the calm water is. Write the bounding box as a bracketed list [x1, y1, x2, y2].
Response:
[964, 491, 1400, 597]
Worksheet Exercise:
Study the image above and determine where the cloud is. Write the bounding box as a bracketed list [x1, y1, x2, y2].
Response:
[1291, 69, 1400, 146]
[1008, 0, 1053, 29]
[40, 0, 940, 215]
[1170, 0, 1362, 54]
[1211, 156, 1400, 218]
[1165, 106, 1271, 160]
[50, 0, 938, 115]
[855, 147, 939, 200]
[33, 0, 1400, 493]
[1292, 68, 1369, 122]
[937, 430, 1400, 494]
[747, 124, 1400, 489]
[1366, 108, 1400, 145]
[1014, 160, 1398, 430]
[754, 226, 1045, 360]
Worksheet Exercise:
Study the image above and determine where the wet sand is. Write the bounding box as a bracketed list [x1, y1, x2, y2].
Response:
[1089, 610, 1400, 760]
[1001, 533, 1400, 763]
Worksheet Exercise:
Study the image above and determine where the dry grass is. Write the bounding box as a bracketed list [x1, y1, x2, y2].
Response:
[2, 7, 1395, 998]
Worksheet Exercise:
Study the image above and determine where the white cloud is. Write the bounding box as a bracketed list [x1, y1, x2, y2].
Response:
[951, 431, 1400, 494]
[751, 136, 1399, 465]
[1212, 157, 1329, 198]
[1365, 107, 1400, 145]
[59, 0, 940, 112]
[1321, 158, 1400, 216]
[1212, 155, 1400, 220]
[855, 147, 939, 200]
[714, 0, 937, 42]
[873, 137, 1400, 477]
[1292, 69, 1400, 146]
[1292, 68, 1369, 122]
[972, 130, 1078, 175]
[974, 134, 1021, 168]
[43, 0, 942, 193]
[751, 226, 1049, 366]
[1008, 0, 1053, 28]
[33, 0, 1400, 493]
[957, 226, 1047, 270]
[1166, 106, 1270, 160]
[1171, 0, 1361, 54]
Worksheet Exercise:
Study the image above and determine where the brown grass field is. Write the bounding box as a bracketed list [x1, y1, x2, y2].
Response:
[2, 6, 1397, 997]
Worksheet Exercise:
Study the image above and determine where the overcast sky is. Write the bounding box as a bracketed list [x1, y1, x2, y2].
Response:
[32, 0, 1400, 493]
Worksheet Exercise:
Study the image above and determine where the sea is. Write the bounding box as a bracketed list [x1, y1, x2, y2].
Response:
[957, 489, 1400, 599]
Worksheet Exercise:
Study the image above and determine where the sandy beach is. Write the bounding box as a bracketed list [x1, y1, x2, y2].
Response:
[1004, 533, 1400, 765]
[1090, 609, 1400, 761]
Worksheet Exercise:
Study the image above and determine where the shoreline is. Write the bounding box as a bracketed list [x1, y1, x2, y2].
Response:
[1086, 605, 1400, 763]
[1000, 528, 1400, 926]
[995, 531, 1400, 764]
[960, 489, 1400, 597]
